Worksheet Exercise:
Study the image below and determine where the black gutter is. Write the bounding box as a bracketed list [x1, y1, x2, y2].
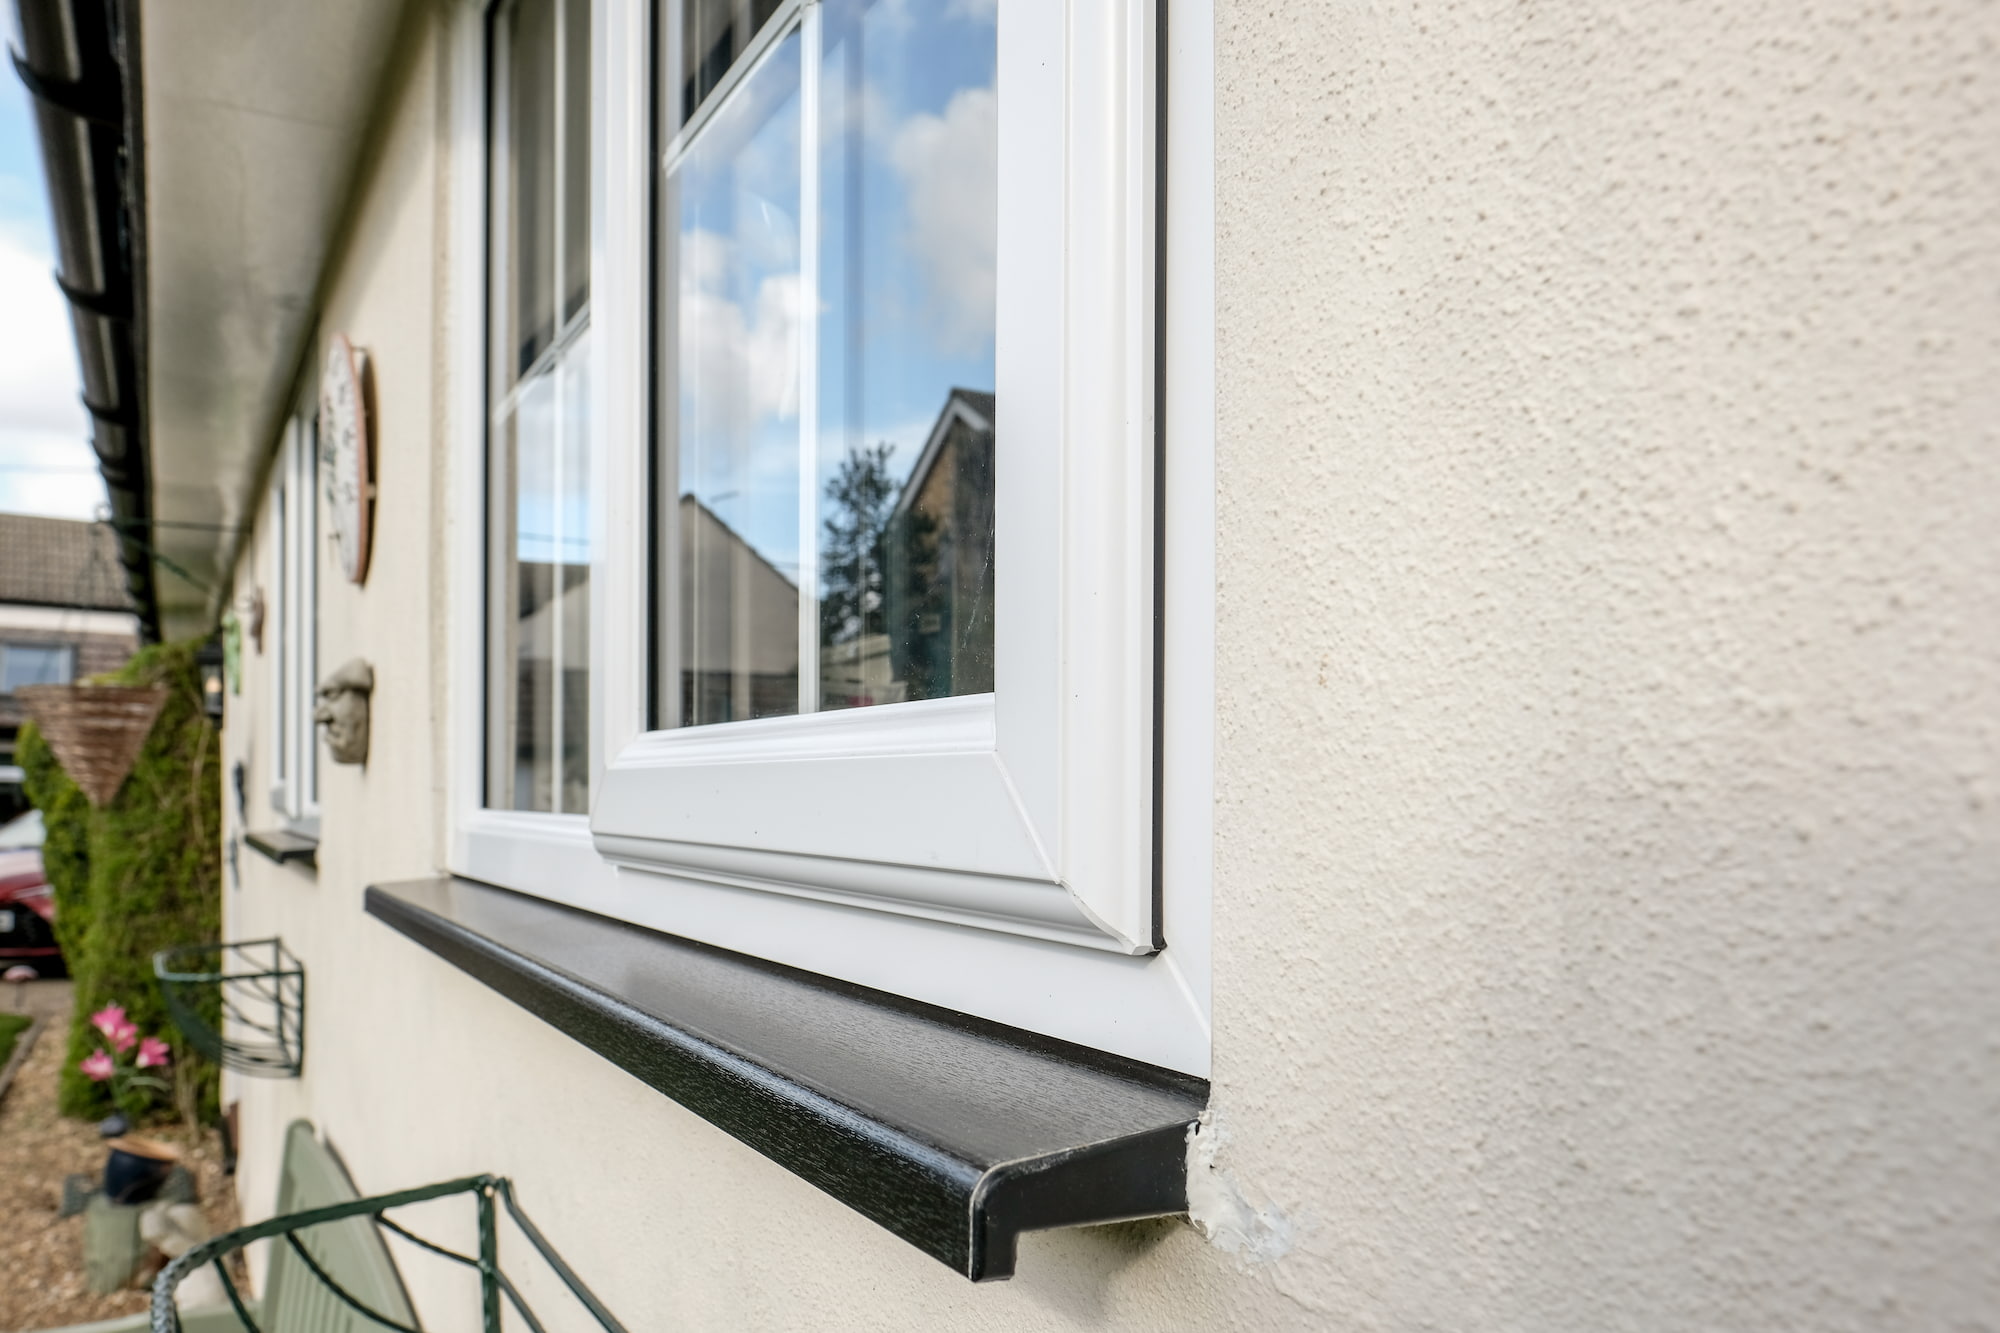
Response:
[11, 0, 158, 640]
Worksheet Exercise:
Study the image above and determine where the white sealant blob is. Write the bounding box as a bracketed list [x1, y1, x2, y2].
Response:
[1185, 1108, 1298, 1265]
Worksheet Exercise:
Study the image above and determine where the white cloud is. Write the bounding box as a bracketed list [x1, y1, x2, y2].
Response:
[815, 410, 936, 490]
[819, 75, 893, 151]
[0, 223, 98, 518]
[677, 226, 801, 438]
[890, 81, 996, 357]
[0, 428, 105, 518]
[860, 0, 995, 30]
[0, 225, 85, 433]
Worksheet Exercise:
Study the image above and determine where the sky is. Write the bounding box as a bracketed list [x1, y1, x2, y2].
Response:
[0, 13, 102, 520]
[512, 0, 998, 580]
[2, 3, 996, 535]
[667, 0, 997, 580]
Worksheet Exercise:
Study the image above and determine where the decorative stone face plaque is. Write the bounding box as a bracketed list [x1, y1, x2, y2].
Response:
[319, 334, 374, 584]
[314, 659, 374, 765]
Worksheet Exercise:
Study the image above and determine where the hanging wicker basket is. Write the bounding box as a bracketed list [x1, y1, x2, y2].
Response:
[17, 683, 169, 807]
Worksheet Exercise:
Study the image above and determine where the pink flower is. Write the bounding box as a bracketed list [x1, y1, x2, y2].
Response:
[136, 1036, 171, 1069]
[80, 1049, 115, 1082]
[108, 1019, 138, 1054]
[89, 1005, 127, 1040]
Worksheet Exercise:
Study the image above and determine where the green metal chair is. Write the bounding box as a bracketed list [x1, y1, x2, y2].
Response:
[40, 1119, 414, 1333]
[44, 1119, 628, 1333]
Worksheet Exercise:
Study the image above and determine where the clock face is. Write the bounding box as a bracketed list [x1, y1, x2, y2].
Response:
[319, 334, 372, 584]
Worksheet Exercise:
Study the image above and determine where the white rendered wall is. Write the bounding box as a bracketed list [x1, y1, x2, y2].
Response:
[1202, 0, 2000, 1324]
[218, 1, 2000, 1328]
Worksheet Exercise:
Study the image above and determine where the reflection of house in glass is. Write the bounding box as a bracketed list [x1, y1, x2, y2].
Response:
[887, 388, 995, 698]
[509, 560, 589, 811]
[817, 628, 904, 711]
[819, 388, 995, 711]
[679, 495, 800, 724]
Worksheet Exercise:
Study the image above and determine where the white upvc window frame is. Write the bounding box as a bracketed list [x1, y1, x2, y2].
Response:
[267, 394, 321, 832]
[447, 0, 1214, 1076]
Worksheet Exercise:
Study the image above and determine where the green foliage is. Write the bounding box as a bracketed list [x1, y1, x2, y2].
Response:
[819, 441, 899, 650]
[18, 719, 91, 960]
[0, 1011, 30, 1067]
[19, 640, 222, 1124]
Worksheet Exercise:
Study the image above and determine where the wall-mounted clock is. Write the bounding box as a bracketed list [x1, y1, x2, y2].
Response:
[320, 333, 374, 584]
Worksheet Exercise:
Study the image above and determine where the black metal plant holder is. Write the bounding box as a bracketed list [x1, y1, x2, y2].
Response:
[149, 1175, 630, 1333]
[154, 939, 304, 1078]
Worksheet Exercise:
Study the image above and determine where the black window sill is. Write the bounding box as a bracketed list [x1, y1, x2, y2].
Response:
[244, 829, 318, 868]
[364, 876, 1208, 1281]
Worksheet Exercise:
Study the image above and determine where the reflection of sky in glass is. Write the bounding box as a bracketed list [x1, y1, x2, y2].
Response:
[670, 31, 803, 577]
[512, 330, 592, 566]
[819, 0, 997, 501]
[662, 3, 997, 573]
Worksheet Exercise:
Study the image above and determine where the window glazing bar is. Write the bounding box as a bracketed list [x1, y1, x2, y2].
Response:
[794, 0, 821, 714]
[660, 0, 803, 173]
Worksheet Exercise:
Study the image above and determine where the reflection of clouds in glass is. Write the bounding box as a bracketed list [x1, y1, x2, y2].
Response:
[860, 0, 995, 31]
[684, 187, 799, 278]
[890, 82, 996, 357]
[669, 31, 804, 577]
[680, 229, 801, 434]
[818, 76, 891, 149]
[676, 35, 802, 233]
[813, 412, 937, 491]
[512, 333, 593, 566]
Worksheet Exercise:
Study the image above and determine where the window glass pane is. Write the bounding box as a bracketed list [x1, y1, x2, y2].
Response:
[492, 351, 595, 811]
[556, 337, 592, 810]
[303, 416, 320, 811]
[271, 474, 288, 789]
[488, 0, 592, 811]
[659, 31, 802, 727]
[493, 0, 559, 391]
[561, 0, 591, 325]
[672, 0, 786, 135]
[1, 644, 74, 693]
[815, 0, 996, 710]
[516, 376, 560, 810]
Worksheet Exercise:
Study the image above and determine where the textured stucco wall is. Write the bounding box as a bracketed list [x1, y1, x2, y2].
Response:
[216, 0, 2000, 1329]
[1204, 0, 2000, 1326]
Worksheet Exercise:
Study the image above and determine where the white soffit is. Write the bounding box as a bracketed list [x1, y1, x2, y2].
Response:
[141, 0, 405, 639]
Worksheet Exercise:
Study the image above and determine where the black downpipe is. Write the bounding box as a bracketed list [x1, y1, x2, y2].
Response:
[11, 0, 158, 639]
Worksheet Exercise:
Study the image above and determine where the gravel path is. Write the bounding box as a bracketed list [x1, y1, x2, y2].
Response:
[0, 981, 241, 1331]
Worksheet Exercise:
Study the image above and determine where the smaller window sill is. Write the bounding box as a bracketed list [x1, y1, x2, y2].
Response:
[244, 829, 318, 868]
[364, 875, 1207, 1281]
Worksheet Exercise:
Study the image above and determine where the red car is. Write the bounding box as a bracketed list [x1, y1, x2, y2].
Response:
[0, 810, 63, 978]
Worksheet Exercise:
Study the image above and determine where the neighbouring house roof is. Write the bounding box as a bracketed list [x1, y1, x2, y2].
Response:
[0, 514, 135, 612]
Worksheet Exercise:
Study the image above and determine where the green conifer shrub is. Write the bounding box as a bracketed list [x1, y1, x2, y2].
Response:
[18, 640, 221, 1123]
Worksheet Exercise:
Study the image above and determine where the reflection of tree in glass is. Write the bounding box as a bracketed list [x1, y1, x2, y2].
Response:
[886, 504, 951, 697]
[819, 442, 899, 652]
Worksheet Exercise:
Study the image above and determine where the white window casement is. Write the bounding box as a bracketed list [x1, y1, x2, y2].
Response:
[268, 396, 321, 832]
[449, 0, 1214, 1076]
[483, 0, 594, 818]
